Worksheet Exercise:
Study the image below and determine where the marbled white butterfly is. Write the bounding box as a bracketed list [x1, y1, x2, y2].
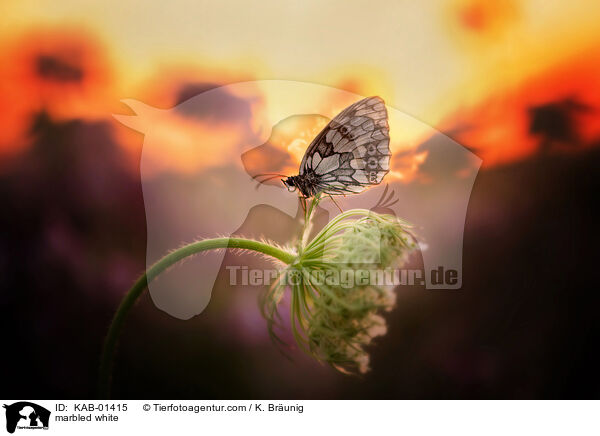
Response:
[282, 96, 390, 198]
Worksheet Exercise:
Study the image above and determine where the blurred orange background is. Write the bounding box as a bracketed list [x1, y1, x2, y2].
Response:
[2, 0, 600, 167]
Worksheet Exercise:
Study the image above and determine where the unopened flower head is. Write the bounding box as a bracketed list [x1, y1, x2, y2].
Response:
[261, 196, 416, 374]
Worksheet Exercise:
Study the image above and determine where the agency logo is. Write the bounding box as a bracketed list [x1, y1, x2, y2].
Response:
[115, 80, 481, 320]
[3, 402, 50, 433]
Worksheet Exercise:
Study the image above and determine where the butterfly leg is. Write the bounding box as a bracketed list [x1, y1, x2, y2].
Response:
[328, 194, 344, 214]
[299, 196, 307, 214]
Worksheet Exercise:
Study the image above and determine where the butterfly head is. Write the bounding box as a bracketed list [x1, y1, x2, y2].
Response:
[282, 175, 318, 198]
[282, 176, 297, 193]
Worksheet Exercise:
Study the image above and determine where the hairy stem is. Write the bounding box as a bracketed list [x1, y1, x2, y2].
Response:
[98, 237, 296, 399]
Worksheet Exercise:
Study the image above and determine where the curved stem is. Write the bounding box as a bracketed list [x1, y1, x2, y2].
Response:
[98, 237, 296, 399]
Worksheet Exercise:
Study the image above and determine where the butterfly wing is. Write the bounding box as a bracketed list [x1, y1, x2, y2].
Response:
[300, 96, 390, 195]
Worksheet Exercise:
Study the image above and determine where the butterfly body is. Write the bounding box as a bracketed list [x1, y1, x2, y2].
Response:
[283, 173, 319, 197]
[282, 96, 391, 198]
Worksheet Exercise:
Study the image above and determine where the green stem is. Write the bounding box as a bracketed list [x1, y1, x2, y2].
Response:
[98, 237, 296, 399]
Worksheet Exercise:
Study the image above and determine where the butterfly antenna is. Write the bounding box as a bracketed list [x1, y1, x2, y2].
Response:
[252, 173, 289, 190]
[252, 172, 288, 181]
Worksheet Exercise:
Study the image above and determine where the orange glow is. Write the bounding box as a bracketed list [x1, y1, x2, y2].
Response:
[453, 0, 519, 35]
[1, 1, 600, 177]
[239, 84, 431, 184]
[0, 28, 114, 153]
[446, 44, 600, 166]
[390, 150, 430, 183]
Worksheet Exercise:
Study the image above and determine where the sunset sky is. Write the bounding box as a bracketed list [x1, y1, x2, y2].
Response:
[1, 0, 600, 168]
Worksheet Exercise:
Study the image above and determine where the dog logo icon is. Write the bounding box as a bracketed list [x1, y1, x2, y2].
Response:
[3, 402, 50, 433]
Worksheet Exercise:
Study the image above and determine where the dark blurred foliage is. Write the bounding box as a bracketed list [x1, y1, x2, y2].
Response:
[528, 98, 592, 152]
[1, 104, 599, 398]
[0, 112, 146, 397]
[36, 55, 84, 83]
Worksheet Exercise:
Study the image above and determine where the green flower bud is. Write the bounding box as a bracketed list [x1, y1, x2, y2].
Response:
[262, 196, 416, 374]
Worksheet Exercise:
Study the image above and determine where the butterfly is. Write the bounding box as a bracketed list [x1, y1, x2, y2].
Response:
[276, 96, 391, 198]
